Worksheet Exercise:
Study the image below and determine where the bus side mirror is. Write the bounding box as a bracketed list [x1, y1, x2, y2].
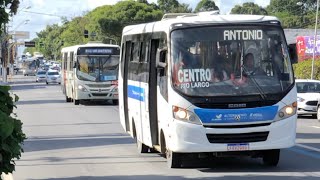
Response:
[156, 47, 167, 69]
[288, 44, 298, 64]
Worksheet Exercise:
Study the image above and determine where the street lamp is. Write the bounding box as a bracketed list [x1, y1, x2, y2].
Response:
[296, 2, 305, 25]
[311, 0, 320, 80]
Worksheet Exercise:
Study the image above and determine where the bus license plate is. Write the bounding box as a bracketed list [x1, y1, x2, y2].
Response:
[227, 143, 249, 151]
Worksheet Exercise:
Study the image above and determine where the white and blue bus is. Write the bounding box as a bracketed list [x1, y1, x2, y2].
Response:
[118, 13, 297, 168]
[61, 42, 120, 105]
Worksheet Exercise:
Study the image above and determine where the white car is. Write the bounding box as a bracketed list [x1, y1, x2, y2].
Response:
[36, 70, 47, 82]
[46, 70, 61, 85]
[296, 79, 320, 118]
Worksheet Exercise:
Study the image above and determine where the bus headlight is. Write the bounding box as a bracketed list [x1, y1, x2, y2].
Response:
[172, 106, 202, 125]
[277, 102, 297, 120]
[78, 85, 88, 92]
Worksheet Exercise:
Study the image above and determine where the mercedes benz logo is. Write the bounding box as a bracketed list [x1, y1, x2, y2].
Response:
[234, 115, 241, 121]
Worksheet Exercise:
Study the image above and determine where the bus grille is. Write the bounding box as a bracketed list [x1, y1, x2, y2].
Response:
[86, 84, 111, 88]
[203, 123, 271, 129]
[92, 93, 109, 97]
[206, 131, 269, 143]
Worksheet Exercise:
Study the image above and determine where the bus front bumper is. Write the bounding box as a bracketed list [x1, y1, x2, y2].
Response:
[166, 115, 296, 153]
[76, 90, 118, 100]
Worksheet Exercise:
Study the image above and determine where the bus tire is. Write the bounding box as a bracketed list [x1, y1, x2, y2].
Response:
[132, 121, 148, 153]
[137, 140, 149, 153]
[112, 99, 119, 105]
[262, 149, 280, 166]
[74, 100, 80, 105]
[166, 150, 182, 168]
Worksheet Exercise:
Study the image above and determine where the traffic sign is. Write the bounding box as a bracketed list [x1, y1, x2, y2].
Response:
[24, 41, 36, 47]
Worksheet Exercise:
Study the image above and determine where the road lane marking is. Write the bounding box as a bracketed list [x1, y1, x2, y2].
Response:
[311, 126, 320, 129]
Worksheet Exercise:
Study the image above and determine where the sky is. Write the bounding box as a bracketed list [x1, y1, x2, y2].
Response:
[11, 0, 270, 54]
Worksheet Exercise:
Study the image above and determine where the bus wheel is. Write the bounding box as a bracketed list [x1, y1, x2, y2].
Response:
[262, 149, 280, 166]
[66, 96, 71, 102]
[137, 140, 149, 153]
[133, 124, 148, 153]
[74, 100, 80, 105]
[166, 149, 182, 168]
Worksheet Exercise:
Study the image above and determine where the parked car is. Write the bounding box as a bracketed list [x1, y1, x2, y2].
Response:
[46, 70, 61, 85]
[36, 70, 47, 82]
[296, 79, 320, 118]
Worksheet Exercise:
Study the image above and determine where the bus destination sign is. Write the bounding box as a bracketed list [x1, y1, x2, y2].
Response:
[78, 47, 120, 55]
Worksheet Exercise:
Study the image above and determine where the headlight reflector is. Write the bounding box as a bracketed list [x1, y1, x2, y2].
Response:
[172, 106, 202, 125]
[277, 102, 297, 120]
[78, 84, 88, 92]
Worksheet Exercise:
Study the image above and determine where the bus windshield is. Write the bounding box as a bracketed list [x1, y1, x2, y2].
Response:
[76, 55, 119, 82]
[171, 25, 294, 97]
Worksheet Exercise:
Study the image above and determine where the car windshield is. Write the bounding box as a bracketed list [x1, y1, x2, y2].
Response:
[37, 71, 46, 75]
[76, 55, 119, 82]
[171, 25, 294, 97]
[47, 72, 59, 75]
[297, 82, 320, 93]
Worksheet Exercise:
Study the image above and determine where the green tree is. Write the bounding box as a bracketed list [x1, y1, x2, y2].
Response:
[0, 85, 26, 176]
[194, 0, 219, 13]
[157, 0, 192, 13]
[230, 2, 267, 15]
[99, 1, 163, 43]
[266, 0, 318, 28]
[171, 3, 192, 13]
[137, 0, 149, 4]
[0, 0, 20, 34]
[31, 23, 67, 60]
[158, 0, 179, 13]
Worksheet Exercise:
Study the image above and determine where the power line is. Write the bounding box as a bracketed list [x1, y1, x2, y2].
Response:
[20, 10, 73, 18]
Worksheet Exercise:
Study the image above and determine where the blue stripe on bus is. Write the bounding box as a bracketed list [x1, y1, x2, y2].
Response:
[194, 106, 278, 123]
[127, 85, 145, 102]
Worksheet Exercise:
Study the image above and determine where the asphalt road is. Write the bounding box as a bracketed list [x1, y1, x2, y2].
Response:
[7, 75, 320, 180]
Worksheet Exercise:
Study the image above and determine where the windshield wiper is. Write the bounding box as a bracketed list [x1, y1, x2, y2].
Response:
[242, 65, 268, 103]
[101, 55, 112, 66]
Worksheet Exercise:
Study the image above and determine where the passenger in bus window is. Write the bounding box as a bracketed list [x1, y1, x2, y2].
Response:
[243, 53, 266, 76]
[211, 50, 229, 82]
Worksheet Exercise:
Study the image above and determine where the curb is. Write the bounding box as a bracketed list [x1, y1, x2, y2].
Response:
[1, 173, 14, 180]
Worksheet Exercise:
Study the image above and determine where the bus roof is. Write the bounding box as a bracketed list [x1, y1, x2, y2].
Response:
[122, 13, 280, 36]
[61, 42, 120, 53]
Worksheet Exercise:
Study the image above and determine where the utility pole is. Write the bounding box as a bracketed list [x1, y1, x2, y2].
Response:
[311, 0, 320, 79]
[1, 24, 8, 83]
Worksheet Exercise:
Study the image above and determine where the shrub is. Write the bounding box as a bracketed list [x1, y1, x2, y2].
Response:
[0, 85, 26, 176]
[293, 59, 320, 80]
